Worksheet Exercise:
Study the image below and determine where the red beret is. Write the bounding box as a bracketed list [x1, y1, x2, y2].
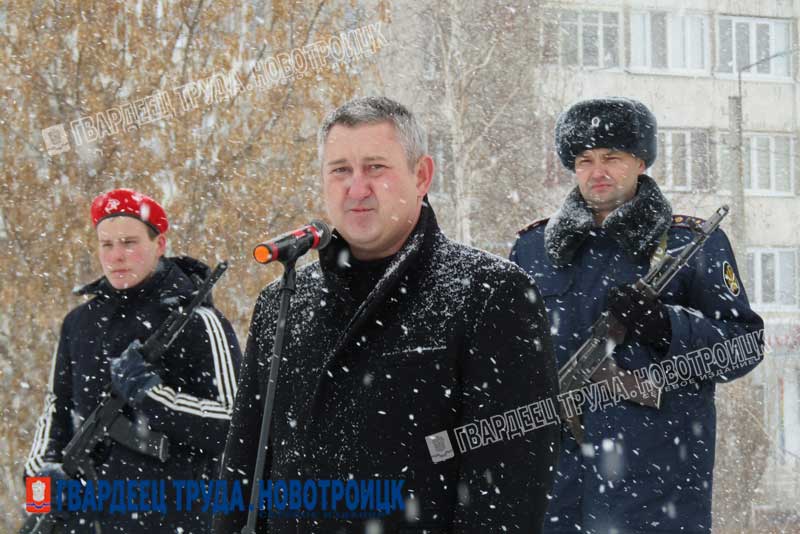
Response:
[91, 188, 169, 234]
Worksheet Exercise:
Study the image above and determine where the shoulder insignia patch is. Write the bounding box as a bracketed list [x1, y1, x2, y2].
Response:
[723, 261, 741, 296]
[518, 217, 549, 235]
[671, 214, 705, 228]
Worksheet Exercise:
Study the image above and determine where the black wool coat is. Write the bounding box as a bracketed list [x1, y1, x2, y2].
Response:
[214, 205, 560, 534]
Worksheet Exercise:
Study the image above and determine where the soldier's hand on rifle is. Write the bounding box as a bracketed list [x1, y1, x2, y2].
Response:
[607, 284, 672, 353]
[110, 340, 162, 406]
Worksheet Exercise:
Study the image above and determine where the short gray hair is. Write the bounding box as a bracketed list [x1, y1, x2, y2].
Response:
[317, 96, 428, 170]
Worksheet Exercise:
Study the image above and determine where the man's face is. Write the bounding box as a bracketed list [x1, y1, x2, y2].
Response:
[96, 216, 166, 289]
[574, 148, 645, 218]
[322, 122, 433, 260]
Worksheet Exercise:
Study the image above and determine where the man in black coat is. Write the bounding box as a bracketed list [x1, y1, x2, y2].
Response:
[214, 96, 560, 533]
[24, 188, 242, 533]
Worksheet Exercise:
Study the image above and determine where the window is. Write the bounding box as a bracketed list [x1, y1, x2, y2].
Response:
[717, 17, 791, 77]
[745, 135, 795, 194]
[543, 10, 620, 68]
[651, 129, 710, 190]
[746, 248, 798, 309]
[631, 12, 708, 72]
[718, 132, 795, 194]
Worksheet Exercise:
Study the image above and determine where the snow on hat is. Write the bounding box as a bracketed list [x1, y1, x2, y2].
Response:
[91, 188, 169, 234]
[555, 97, 658, 170]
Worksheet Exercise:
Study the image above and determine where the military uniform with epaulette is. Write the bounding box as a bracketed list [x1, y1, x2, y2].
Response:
[510, 98, 764, 534]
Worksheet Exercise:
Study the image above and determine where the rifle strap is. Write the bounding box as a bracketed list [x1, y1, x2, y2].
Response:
[650, 231, 669, 270]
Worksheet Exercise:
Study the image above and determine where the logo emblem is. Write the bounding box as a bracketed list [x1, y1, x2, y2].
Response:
[105, 198, 120, 213]
[723, 261, 740, 296]
[26, 477, 51, 513]
[41, 124, 71, 156]
[426, 431, 455, 463]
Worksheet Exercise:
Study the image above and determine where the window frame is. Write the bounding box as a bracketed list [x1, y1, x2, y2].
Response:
[629, 10, 711, 75]
[716, 15, 793, 81]
[717, 131, 796, 196]
[651, 129, 711, 191]
[744, 133, 796, 196]
[547, 8, 622, 70]
[746, 247, 799, 311]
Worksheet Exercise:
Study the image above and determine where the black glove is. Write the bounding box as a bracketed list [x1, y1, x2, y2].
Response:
[110, 340, 162, 405]
[607, 284, 672, 353]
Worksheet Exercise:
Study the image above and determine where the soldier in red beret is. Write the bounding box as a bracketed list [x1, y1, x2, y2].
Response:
[24, 188, 242, 533]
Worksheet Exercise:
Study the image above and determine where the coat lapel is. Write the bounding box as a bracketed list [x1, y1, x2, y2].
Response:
[306, 205, 437, 415]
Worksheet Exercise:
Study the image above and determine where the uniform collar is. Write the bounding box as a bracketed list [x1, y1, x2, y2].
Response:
[544, 175, 672, 267]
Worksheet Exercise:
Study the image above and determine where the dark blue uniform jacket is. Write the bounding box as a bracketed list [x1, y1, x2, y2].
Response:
[511, 176, 764, 534]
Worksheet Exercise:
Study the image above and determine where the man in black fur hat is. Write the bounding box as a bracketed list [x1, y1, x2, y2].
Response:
[511, 97, 764, 533]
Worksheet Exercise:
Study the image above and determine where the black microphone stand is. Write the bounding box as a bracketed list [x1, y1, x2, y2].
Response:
[241, 259, 297, 534]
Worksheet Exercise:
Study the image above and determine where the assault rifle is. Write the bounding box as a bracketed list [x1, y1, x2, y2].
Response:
[20, 262, 229, 534]
[558, 206, 729, 442]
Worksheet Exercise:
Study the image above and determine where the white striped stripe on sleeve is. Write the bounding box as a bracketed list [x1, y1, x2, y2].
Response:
[145, 306, 236, 419]
[25, 344, 60, 477]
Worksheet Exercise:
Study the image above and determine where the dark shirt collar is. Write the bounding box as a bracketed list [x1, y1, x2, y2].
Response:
[318, 200, 438, 309]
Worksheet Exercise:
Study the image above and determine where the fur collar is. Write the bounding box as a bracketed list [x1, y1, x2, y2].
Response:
[544, 175, 672, 267]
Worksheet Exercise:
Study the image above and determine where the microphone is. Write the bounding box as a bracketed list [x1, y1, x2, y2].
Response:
[253, 220, 332, 265]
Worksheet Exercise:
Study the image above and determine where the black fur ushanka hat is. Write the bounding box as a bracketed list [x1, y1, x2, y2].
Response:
[555, 97, 658, 170]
